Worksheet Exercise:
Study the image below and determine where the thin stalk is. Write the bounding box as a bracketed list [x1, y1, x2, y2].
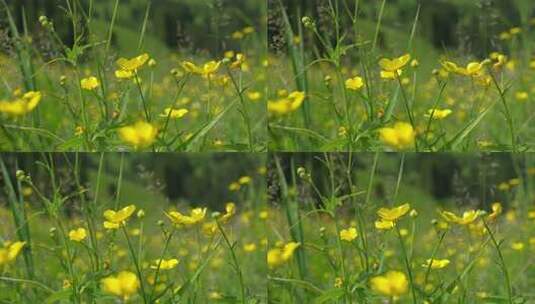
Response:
[216, 221, 246, 304]
[396, 226, 417, 304]
[482, 219, 513, 304]
[122, 226, 148, 304]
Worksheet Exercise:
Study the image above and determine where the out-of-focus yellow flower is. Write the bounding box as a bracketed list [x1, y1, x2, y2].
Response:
[247, 91, 262, 101]
[243, 243, 257, 252]
[378, 122, 415, 150]
[370, 271, 408, 297]
[118, 121, 158, 149]
[440, 210, 480, 225]
[487, 202, 502, 221]
[166, 208, 207, 227]
[181, 60, 221, 76]
[68, 228, 87, 242]
[268, 91, 305, 115]
[345, 76, 364, 91]
[159, 108, 188, 119]
[380, 69, 402, 80]
[0, 241, 25, 266]
[375, 219, 395, 230]
[441, 61, 484, 77]
[377, 203, 411, 222]
[0, 91, 42, 116]
[219, 202, 236, 223]
[339, 227, 358, 242]
[103, 205, 136, 230]
[515, 91, 529, 102]
[117, 53, 149, 72]
[422, 258, 450, 269]
[238, 176, 252, 185]
[379, 54, 411, 72]
[81, 76, 100, 90]
[150, 258, 179, 270]
[101, 271, 140, 300]
[511, 242, 525, 251]
[267, 242, 300, 268]
[425, 108, 452, 120]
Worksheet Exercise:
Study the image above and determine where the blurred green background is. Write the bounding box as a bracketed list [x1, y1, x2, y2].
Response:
[3, 0, 266, 57]
[0, 153, 266, 212]
[271, 0, 535, 56]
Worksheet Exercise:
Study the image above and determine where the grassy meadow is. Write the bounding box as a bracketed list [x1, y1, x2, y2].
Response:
[0, 0, 267, 151]
[267, 153, 535, 303]
[0, 153, 268, 303]
[268, 0, 535, 151]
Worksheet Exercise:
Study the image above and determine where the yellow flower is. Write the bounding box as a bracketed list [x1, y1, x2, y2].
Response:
[440, 210, 480, 225]
[103, 205, 136, 229]
[219, 202, 236, 223]
[68, 228, 87, 242]
[375, 219, 395, 230]
[247, 91, 262, 101]
[150, 258, 179, 270]
[422, 258, 450, 269]
[0, 241, 25, 266]
[243, 243, 257, 252]
[0, 91, 42, 116]
[379, 54, 411, 72]
[380, 69, 402, 80]
[166, 207, 207, 227]
[115, 70, 134, 79]
[378, 122, 415, 150]
[377, 203, 411, 222]
[159, 108, 189, 119]
[441, 61, 483, 77]
[80, 76, 100, 90]
[345, 76, 364, 91]
[267, 91, 305, 115]
[487, 202, 502, 221]
[101, 271, 140, 300]
[267, 242, 300, 268]
[339, 227, 358, 242]
[511, 242, 525, 251]
[370, 271, 408, 297]
[425, 109, 452, 120]
[117, 53, 149, 72]
[238, 176, 252, 185]
[181, 60, 221, 76]
[118, 121, 158, 149]
[515, 91, 529, 101]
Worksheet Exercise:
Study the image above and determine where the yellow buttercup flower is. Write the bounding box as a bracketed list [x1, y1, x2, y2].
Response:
[0, 91, 42, 116]
[370, 271, 408, 297]
[487, 202, 502, 221]
[339, 227, 358, 242]
[440, 210, 480, 225]
[379, 54, 411, 72]
[243, 243, 257, 252]
[0, 241, 26, 266]
[81, 76, 100, 90]
[166, 207, 207, 227]
[159, 108, 189, 119]
[118, 121, 158, 149]
[378, 122, 415, 150]
[345, 76, 364, 91]
[150, 258, 179, 270]
[101, 271, 140, 300]
[380, 69, 402, 80]
[68, 228, 87, 242]
[422, 258, 450, 269]
[103, 205, 136, 230]
[219, 202, 236, 223]
[425, 108, 452, 120]
[181, 60, 221, 76]
[115, 69, 134, 79]
[375, 219, 395, 230]
[117, 53, 149, 72]
[377, 203, 411, 222]
[268, 91, 305, 115]
[441, 61, 484, 77]
[267, 242, 300, 268]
